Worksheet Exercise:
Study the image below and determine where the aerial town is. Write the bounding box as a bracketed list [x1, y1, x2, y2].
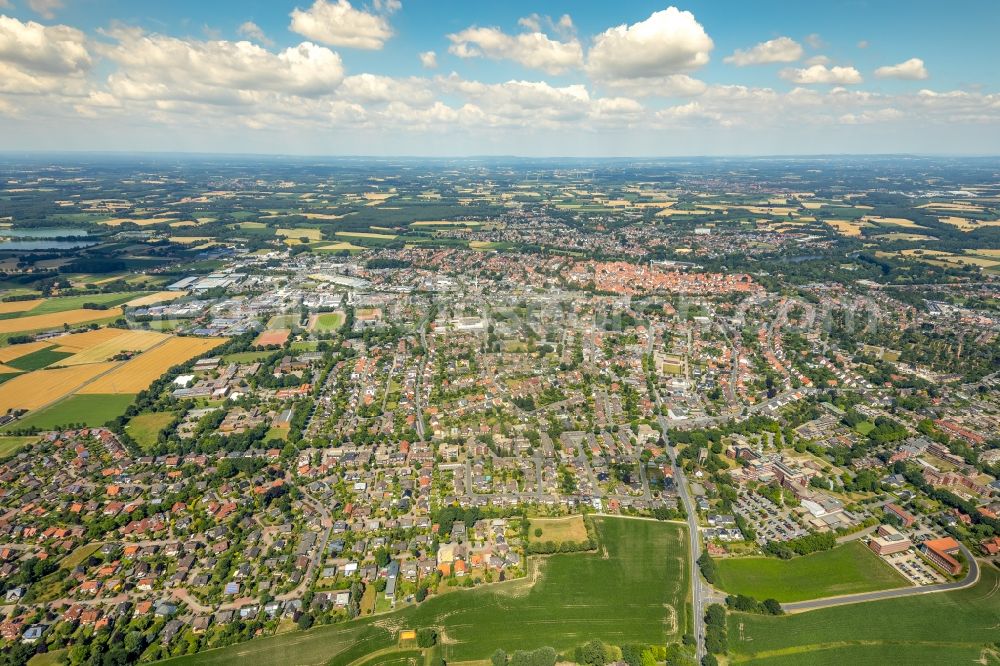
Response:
[0, 156, 997, 666]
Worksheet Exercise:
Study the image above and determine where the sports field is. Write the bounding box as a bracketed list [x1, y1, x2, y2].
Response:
[160, 517, 689, 666]
[255, 329, 290, 346]
[715, 541, 908, 603]
[309, 312, 345, 332]
[727, 563, 1000, 665]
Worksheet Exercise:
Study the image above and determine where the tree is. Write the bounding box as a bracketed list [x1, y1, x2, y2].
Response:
[580, 640, 606, 666]
[297, 613, 314, 630]
[491, 649, 508, 666]
[416, 628, 438, 648]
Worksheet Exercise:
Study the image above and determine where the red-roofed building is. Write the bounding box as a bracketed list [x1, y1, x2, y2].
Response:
[920, 537, 962, 575]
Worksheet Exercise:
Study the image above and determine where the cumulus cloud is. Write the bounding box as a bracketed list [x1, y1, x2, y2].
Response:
[780, 64, 862, 85]
[724, 37, 802, 66]
[337, 73, 434, 106]
[96, 28, 345, 104]
[419, 50, 436, 69]
[447, 24, 582, 74]
[290, 0, 393, 50]
[586, 6, 713, 85]
[237, 21, 273, 47]
[839, 108, 902, 124]
[874, 57, 928, 80]
[597, 73, 706, 99]
[28, 0, 62, 20]
[0, 15, 90, 94]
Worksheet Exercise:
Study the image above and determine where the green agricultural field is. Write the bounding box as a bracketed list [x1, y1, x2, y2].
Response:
[19, 292, 145, 317]
[715, 541, 908, 603]
[727, 562, 1000, 665]
[161, 517, 689, 666]
[221, 351, 274, 363]
[3, 394, 136, 432]
[0, 435, 38, 457]
[6, 346, 73, 371]
[126, 411, 177, 450]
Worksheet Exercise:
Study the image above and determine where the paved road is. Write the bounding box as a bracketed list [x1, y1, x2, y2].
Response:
[782, 544, 980, 613]
[649, 319, 705, 660]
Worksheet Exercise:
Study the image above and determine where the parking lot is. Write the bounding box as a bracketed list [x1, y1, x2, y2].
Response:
[883, 550, 946, 586]
[735, 491, 809, 545]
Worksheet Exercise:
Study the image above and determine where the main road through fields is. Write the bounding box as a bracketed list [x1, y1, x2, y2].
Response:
[782, 543, 981, 612]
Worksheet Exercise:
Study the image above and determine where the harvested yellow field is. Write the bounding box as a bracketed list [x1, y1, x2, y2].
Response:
[299, 212, 348, 220]
[0, 341, 51, 363]
[124, 291, 186, 308]
[51, 328, 131, 351]
[363, 192, 395, 201]
[0, 299, 43, 314]
[276, 228, 323, 241]
[335, 231, 398, 240]
[79, 336, 223, 394]
[861, 216, 922, 228]
[801, 202, 826, 209]
[317, 242, 364, 251]
[874, 232, 936, 242]
[825, 219, 867, 237]
[0, 364, 21, 374]
[917, 202, 985, 212]
[168, 236, 213, 245]
[0, 308, 123, 334]
[58, 330, 170, 366]
[410, 220, 480, 227]
[0, 362, 117, 412]
[938, 216, 1000, 231]
[971, 249, 1000, 257]
[99, 217, 176, 226]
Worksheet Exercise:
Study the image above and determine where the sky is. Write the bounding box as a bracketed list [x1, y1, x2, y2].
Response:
[1, 0, 999, 156]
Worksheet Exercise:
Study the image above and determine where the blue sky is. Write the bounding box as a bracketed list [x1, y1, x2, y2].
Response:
[0, 0, 998, 155]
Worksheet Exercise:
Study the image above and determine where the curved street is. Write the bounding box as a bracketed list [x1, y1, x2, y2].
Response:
[782, 544, 981, 613]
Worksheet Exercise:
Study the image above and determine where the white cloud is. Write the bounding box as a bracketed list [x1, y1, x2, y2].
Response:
[804, 33, 823, 49]
[724, 37, 802, 66]
[0, 15, 90, 94]
[839, 108, 902, 124]
[780, 64, 862, 85]
[289, 0, 393, 50]
[372, 0, 401, 13]
[586, 6, 713, 84]
[874, 57, 928, 80]
[419, 50, 436, 69]
[28, 0, 62, 20]
[338, 73, 433, 106]
[804, 55, 830, 66]
[598, 73, 706, 98]
[97, 29, 345, 104]
[447, 25, 582, 74]
[237, 21, 273, 47]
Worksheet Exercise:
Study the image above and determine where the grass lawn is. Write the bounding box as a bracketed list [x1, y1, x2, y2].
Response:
[3, 393, 136, 431]
[715, 541, 908, 603]
[7, 346, 74, 371]
[854, 421, 875, 435]
[267, 314, 300, 329]
[60, 542, 102, 569]
[727, 563, 1000, 665]
[126, 411, 177, 450]
[529, 515, 589, 544]
[221, 351, 274, 363]
[28, 649, 67, 666]
[160, 517, 689, 666]
[0, 435, 38, 457]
